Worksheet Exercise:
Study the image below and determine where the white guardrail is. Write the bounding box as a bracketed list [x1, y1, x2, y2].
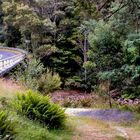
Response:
[0, 47, 27, 76]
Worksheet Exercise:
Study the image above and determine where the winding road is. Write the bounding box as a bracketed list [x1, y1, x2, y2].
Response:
[0, 47, 26, 76]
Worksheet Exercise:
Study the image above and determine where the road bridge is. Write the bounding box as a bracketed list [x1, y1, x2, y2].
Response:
[0, 47, 27, 76]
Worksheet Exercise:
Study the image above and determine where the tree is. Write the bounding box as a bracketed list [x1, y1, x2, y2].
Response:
[86, 20, 124, 106]
[34, 0, 83, 84]
[2, 0, 43, 50]
[0, 0, 5, 43]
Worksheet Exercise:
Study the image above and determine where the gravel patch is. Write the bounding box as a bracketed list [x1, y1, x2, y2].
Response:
[65, 108, 134, 122]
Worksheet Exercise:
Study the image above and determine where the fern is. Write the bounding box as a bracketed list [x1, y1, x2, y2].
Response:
[13, 90, 66, 129]
[0, 110, 16, 139]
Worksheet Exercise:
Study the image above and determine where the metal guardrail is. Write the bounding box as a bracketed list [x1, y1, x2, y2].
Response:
[0, 46, 27, 55]
[0, 47, 27, 76]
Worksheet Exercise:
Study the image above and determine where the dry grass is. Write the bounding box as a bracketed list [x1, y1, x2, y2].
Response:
[0, 78, 25, 98]
[51, 90, 116, 108]
[70, 116, 118, 140]
[68, 116, 140, 140]
[118, 120, 140, 140]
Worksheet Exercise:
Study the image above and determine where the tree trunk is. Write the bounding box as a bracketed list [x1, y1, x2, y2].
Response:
[107, 80, 112, 108]
[84, 33, 88, 93]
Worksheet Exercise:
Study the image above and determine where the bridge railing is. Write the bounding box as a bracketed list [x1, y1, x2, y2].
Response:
[0, 47, 27, 75]
[0, 54, 25, 70]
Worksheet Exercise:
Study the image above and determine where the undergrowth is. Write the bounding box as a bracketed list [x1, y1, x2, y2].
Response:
[0, 110, 16, 139]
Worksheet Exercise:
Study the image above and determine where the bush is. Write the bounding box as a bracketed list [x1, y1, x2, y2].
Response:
[11, 59, 45, 90]
[13, 90, 66, 129]
[122, 86, 140, 99]
[62, 96, 93, 108]
[38, 69, 62, 94]
[52, 92, 94, 108]
[0, 110, 16, 139]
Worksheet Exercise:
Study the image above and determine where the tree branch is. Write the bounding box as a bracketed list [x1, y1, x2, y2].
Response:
[98, 0, 112, 11]
[104, 2, 128, 20]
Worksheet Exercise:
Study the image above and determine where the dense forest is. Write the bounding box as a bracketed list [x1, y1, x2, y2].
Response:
[0, 0, 140, 98]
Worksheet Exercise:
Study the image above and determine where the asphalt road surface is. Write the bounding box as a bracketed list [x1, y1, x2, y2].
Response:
[0, 50, 17, 60]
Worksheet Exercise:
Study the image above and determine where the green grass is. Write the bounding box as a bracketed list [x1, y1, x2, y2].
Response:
[14, 115, 73, 140]
[114, 135, 127, 140]
[0, 105, 74, 140]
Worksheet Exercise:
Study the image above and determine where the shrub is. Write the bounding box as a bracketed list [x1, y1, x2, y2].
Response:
[11, 59, 45, 90]
[13, 90, 66, 129]
[38, 69, 62, 94]
[122, 86, 140, 99]
[62, 96, 93, 108]
[52, 92, 94, 108]
[0, 110, 16, 139]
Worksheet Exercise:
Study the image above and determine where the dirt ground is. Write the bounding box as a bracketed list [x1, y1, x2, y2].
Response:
[0, 78, 25, 97]
[70, 116, 140, 140]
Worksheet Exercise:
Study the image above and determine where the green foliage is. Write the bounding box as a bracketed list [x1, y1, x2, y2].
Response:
[88, 20, 124, 71]
[2, 0, 84, 83]
[80, 20, 124, 91]
[15, 122, 49, 140]
[65, 72, 97, 91]
[24, 59, 45, 80]
[38, 69, 62, 94]
[13, 90, 66, 129]
[110, 1, 140, 34]
[12, 58, 45, 90]
[123, 33, 140, 64]
[12, 59, 62, 93]
[0, 95, 73, 140]
[87, 18, 140, 95]
[122, 87, 140, 99]
[35, 44, 57, 59]
[2, 0, 43, 48]
[119, 104, 140, 113]
[73, 0, 99, 20]
[65, 76, 82, 89]
[15, 116, 73, 140]
[0, 110, 16, 139]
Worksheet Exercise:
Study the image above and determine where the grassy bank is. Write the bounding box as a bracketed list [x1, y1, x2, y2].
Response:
[0, 78, 74, 140]
[0, 78, 140, 140]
